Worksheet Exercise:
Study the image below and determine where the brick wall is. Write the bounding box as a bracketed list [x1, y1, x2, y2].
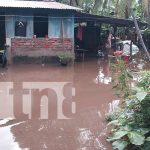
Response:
[11, 38, 73, 57]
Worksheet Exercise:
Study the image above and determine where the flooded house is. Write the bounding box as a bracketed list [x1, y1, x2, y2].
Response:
[0, 0, 146, 64]
[0, 0, 81, 64]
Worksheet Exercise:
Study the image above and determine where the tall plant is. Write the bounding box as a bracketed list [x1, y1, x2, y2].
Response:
[111, 55, 132, 99]
[106, 57, 150, 150]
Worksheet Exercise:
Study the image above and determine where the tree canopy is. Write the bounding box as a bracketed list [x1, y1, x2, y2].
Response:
[24, 0, 150, 21]
[55, 0, 148, 19]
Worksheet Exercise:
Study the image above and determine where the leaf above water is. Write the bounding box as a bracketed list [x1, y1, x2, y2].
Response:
[112, 140, 128, 150]
[109, 130, 128, 141]
[136, 92, 147, 102]
[128, 131, 145, 145]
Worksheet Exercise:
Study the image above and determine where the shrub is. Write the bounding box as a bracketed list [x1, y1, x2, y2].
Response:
[57, 52, 74, 65]
[106, 56, 150, 150]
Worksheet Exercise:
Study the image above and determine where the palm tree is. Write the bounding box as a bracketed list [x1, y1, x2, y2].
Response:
[92, 0, 103, 14]
[142, 0, 149, 16]
[55, 0, 142, 20]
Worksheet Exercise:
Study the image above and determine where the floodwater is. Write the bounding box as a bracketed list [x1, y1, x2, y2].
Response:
[0, 58, 116, 150]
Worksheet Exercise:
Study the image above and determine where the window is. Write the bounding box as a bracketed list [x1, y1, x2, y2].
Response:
[15, 21, 27, 37]
[34, 14, 48, 38]
[63, 18, 73, 38]
[49, 18, 61, 38]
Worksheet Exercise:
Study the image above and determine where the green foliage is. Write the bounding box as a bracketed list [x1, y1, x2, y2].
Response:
[128, 131, 145, 145]
[112, 140, 128, 150]
[107, 59, 150, 150]
[57, 53, 74, 65]
[137, 71, 150, 91]
[55, 0, 149, 21]
[56, 0, 140, 18]
[140, 142, 150, 150]
[136, 92, 147, 102]
[109, 130, 128, 141]
[111, 56, 132, 99]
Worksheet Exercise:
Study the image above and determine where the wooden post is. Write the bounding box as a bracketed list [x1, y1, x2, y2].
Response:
[61, 19, 65, 51]
[130, 40, 133, 61]
[113, 25, 117, 51]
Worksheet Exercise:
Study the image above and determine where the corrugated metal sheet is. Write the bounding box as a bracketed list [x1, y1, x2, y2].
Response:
[0, 0, 82, 11]
[75, 12, 147, 27]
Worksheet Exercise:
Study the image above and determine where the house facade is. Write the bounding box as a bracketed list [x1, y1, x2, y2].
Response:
[0, 0, 81, 63]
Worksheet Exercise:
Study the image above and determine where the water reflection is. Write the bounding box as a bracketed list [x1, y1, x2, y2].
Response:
[0, 59, 115, 150]
[0, 119, 26, 150]
[94, 60, 112, 85]
[95, 68, 111, 85]
[0, 108, 112, 150]
[108, 100, 120, 113]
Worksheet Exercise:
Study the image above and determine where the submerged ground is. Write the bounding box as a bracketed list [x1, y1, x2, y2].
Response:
[0, 58, 120, 150]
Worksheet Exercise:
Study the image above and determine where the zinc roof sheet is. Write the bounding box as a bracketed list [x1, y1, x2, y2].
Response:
[0, 0, 82, 11]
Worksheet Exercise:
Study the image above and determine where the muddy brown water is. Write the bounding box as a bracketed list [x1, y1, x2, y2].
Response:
[0, 58, 117, 150]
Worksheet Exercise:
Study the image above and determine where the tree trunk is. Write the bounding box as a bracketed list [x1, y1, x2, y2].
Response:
[148, 0, 150, 17]
[131, 9, 150, 62]
[70, 0, 78, 6]
[92, 0, 103, 15]
[115, 0, 120, 17]
[102, 0, 109, 14]
[130, 41, 133, 60]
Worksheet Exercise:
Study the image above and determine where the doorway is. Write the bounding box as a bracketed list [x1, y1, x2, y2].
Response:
[0, 13, 6, 49]
[34, 14, 48, 38]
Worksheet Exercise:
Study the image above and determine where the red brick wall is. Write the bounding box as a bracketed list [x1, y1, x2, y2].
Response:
[11, 38, 73, 57]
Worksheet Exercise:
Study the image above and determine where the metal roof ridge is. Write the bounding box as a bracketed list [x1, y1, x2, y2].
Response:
[0, 0, 83, 11]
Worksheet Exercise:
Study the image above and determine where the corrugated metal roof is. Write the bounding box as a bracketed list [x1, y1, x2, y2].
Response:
[75, 12, 147, 27]
[0, 0, 82, 11]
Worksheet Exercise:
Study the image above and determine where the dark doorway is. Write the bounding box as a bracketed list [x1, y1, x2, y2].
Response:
[0, 14, 6, 49]
[34, 14, 48, 38]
